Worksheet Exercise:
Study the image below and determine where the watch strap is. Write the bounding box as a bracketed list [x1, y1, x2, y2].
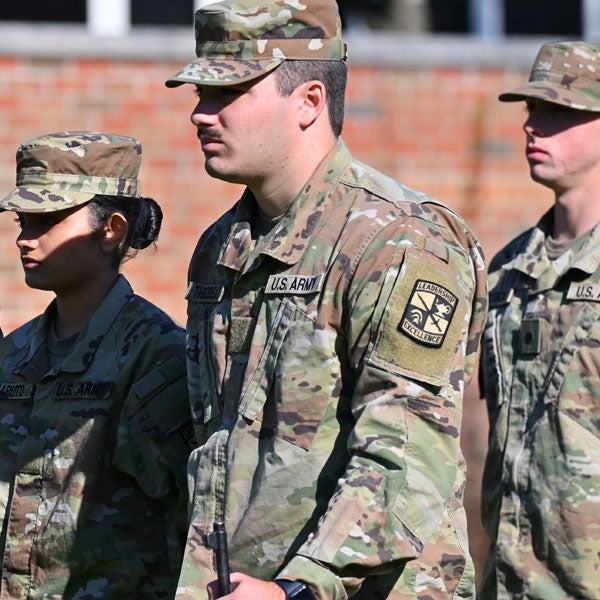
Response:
[274, 579, 317, 600]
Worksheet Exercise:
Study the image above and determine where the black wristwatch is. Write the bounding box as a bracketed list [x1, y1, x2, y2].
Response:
[274, 579, 317, 600]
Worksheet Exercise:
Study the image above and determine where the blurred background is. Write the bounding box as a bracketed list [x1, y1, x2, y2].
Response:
[1, 0, 595, 586]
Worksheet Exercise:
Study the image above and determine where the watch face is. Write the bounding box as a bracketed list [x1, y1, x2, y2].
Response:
[290, 584, 308, 598]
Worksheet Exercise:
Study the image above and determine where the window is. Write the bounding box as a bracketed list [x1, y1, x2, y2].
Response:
[0, 1, 85, 22]
[131, 0, 194, 26]
[504, 0, 581, 35]
[430, 0, 582, 35]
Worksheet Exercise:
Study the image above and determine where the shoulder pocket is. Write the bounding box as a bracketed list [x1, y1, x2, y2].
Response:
[130, 355, 192, 442]
[370, 248, 470, 387]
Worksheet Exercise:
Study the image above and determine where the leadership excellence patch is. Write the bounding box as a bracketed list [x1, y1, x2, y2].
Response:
[399, 279, 458, 347]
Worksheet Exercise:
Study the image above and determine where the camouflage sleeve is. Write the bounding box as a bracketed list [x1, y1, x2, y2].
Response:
[113, 351, 194, 533]
[278, 220, 481, 597]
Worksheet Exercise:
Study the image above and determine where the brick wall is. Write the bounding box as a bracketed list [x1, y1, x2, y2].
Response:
[0, 51, 549, 331]
[0, 37, 551, 582]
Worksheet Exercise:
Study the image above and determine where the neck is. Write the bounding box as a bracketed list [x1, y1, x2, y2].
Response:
[251, 137, 338, 217]
[53, 272, 118, 339]
[548, 170, 600, 242]
[552, 187, 600, 242]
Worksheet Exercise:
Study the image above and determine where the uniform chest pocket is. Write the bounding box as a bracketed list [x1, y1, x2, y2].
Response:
[240, 297, 340, 450]
[50, 380, 116, 429]
[186, 300, 228, 424]
[0, 383, 34, 459]
[480, 305, 512, 420]
[550, 306, 600, 440]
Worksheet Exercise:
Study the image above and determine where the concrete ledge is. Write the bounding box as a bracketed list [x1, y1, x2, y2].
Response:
[0, 23, 554, 69]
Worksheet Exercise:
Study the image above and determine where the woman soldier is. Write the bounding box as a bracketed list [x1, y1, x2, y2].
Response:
[0, 131, 193, 599]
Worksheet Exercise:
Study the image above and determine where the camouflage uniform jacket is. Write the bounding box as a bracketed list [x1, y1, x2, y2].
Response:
[479, 209, 600, 599]
[179, 140, 487, 599]
[0, 275, 194, 599]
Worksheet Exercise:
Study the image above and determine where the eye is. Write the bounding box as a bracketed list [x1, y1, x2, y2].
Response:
[550, 104, 578, 115]
[17, 213, 61, 231]
[221, 86, 243, 95]
[194, 85, 203, 98]
[39, 214, 60, 228]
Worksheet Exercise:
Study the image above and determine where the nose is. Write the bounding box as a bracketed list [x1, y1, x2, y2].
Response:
[190, 101, 204, 126]
[190, 94, 220, 127]
[16, 230, 39, 250]
[523, 113, 545, 138]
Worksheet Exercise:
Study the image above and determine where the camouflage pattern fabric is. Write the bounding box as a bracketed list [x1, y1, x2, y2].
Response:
[0, 131, 142, 214]
[479, 209, 600, 599]
[177, 140, 488, 599]
[166, 0, 346, 88]
[0, 276, 194, 599]
[499, 41, 600, 111]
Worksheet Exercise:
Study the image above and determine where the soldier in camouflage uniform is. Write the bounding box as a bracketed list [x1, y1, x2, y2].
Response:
[166, 1, 487, 598]
[0, 131, 194, 599]
[479, 41, 600, 599]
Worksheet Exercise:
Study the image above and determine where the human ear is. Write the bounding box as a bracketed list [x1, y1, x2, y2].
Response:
[297, 80, 327, 128]
[100, 212, 128, 254]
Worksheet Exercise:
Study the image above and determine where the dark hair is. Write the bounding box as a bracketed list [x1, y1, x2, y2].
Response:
[274, 60, 348, 137]
[87, 194, 163, 267]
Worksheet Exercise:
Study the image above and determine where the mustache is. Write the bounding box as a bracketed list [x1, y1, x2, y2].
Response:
[197, 129, 223, 143]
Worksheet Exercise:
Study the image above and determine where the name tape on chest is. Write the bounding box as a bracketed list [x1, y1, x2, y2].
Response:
[265, 274, 324, 295]
[186, 283, 225, 303]
[400, 279, 458, 347]
[0, 383, 33, 399]
[567, 282, 600, 302]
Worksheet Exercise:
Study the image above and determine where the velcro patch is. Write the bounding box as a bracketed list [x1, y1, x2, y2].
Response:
[186, 282, 224, 303]
[0, 383, 33, 399]
[265, 274, 323, 295]
[229, 316, 256, 354]
[400, 280, 458, 347]
[567, 282, 600, 302]
[54, 381, 114, 400]
[519, 318, 542, 355]
[372, 249, 467, 386]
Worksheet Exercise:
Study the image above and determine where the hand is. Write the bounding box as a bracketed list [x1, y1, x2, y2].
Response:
[207, 572, 287, 599]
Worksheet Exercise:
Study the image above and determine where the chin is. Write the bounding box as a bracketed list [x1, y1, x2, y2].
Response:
[205, 164, 245, 185]
[529, 170, 552, 187]
[23, 277, 53, 292]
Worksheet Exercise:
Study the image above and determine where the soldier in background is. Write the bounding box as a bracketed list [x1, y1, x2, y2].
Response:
[166, 1, 487, 598]
[0, 131, 194, 599]
[479, 41, 600, 599]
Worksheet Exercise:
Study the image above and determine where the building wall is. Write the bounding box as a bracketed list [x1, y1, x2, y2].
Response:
[0, 32, 551, 582]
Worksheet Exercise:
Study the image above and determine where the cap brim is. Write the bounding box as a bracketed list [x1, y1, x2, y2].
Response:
[0, 186, 96, 213]
[499, 82, 600, 112]
[165, 57, 284, 88]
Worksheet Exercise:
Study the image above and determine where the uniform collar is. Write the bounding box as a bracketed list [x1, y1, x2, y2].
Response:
[218, 139, 350, 271]
[15, 275, 133, 377]
[510, 208, 600, 289]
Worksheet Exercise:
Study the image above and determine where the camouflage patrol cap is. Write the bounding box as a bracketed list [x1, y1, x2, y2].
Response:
[165, 0, 346, 88]
[499, 41, 600, 111]
[0, 131, 142, 213]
